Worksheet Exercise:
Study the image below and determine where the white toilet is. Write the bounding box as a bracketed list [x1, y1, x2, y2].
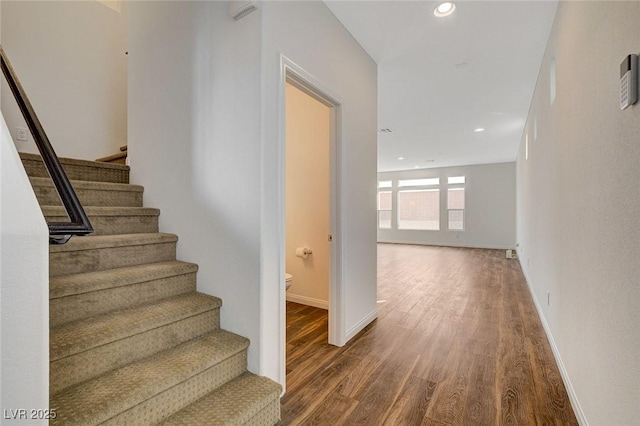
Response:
[285, 273, 293, 290]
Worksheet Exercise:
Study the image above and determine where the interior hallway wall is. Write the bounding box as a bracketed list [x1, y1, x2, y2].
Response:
[378, 162, 515, 249]
[129, 0, 377, 385]
[516, 2, 640, 424]
[1, 0, 127, 160]
[128, 0, 264, 374]
[260, 1, 378, 369]
[1, 113, 49, 423]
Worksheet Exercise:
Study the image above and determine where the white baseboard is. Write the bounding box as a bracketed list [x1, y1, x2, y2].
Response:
[286, 293, 328, 310]
[517, 250, 588, 426]
[345, 308, 377, 343]
[377, 239, 510, 250]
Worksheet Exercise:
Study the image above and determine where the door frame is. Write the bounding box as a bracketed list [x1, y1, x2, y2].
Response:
[277, 55, 344, 376]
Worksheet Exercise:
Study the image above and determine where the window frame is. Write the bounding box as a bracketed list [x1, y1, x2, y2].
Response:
[377, 190, 392, 229]
[446, 185, 465, 231]
[397, 188, 440, 231]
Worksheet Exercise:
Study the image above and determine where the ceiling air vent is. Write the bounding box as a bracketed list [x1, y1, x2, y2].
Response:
[230, 1, 258, 21]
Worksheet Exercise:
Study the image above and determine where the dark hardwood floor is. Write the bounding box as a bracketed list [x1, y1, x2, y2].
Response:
[280, 244, 577, 425]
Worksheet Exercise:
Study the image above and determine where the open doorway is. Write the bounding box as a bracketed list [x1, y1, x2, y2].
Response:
[280, 58, 343, 390]
[284, 81, 332, 381]
[285, 82, 331, 311]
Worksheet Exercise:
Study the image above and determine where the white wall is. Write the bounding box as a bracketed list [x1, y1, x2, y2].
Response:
[285, 83, 330, 309]
[378, 162, 515, 249]
[516, 2, 640, 424]
[260, 0, 378, 379]
[129, 1, 378, 386]
[0, 113, 49, 423]
[128, 0, 263, 373]
[1, 0, 127, 160]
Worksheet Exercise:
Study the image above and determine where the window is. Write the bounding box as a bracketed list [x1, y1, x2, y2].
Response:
[378, 191, 392, 229]
[398, 189, 439, 230]
[378, 180, 392, 188]
[398, 178, 439, 187]
[447, 187, 465, 230]
[447, 176, 465, 184]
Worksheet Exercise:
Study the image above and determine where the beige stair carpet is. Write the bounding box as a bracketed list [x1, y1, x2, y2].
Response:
[22, 154, 281, 425]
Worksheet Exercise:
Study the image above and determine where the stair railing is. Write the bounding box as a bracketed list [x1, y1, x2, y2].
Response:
[1, 45, 93, 244]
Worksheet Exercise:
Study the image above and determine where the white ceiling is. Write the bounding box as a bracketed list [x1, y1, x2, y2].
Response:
[324, 0, 558, 172]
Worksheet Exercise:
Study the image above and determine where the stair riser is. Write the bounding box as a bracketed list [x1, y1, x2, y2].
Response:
[32, 184, 142, 207]
[51, 309, 220, 394]
[22, 158, 129, 184]
[247, 399, 281, 425]
[50, 242, 176, 277]
[51, 272, 197, 327]
[45, 213, 159, 235]
[160, 372, 283, 425]
[103, 352, 247, 426]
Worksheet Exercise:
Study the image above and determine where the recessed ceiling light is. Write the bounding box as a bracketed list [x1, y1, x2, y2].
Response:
[434, 2, 455, 17]
[398, 157, 404, 160]
[474, 128, 485, 132]
[378, 128, 393, 134]
[414, 166, 420, 169]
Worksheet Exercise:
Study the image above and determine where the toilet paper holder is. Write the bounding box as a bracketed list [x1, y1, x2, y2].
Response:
[295, 247, 313, 259]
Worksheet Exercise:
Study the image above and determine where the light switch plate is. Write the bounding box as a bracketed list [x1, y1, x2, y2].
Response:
[16, 127, 28, 141]
[620, 54, 638, 110]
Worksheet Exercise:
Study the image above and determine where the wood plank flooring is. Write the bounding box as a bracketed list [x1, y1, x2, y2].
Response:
[280, 244, 577, 425]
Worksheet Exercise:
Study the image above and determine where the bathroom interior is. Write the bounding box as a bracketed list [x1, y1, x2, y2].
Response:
[284, 81, 332, 372]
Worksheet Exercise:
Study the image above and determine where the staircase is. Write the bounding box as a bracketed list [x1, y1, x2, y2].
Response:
[20, 152, 281, 425]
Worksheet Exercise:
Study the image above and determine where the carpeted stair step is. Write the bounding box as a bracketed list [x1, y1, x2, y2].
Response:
[50, 330, 249, 426]
[41, 206, 160, 235]
[50, 292, 222, 394]
[30, 177, 143, 207]
[96, 150, 127, 164]
[20, 152, 129, 183]
[49, 233, 177, 277]
[161, 371, 282, 425]
[50, 261, 198, 327]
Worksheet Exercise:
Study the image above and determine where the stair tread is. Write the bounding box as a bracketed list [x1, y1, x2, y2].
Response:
[50, 330, 249, 426]
[29, 176, 142, 192]
[161, 371, 281, 425]
[42, 206, 160, 217]
[43, 207, 160, 236]
[50, 260, 198, 299]
[51, 292, 222, 360]
[96, 151, 127, 162]
[49, 232, 177, 253]
[20, 152, 130, 171]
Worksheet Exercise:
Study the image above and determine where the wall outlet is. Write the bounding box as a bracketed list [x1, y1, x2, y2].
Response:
[16, 127, 28, 141]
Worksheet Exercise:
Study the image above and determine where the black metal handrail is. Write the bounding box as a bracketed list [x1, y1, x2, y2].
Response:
[1, 45, 93, 244]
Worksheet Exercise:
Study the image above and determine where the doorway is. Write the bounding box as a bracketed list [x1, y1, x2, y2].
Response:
[285, 82, 331, 313]
[279, 58, 343, 390]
